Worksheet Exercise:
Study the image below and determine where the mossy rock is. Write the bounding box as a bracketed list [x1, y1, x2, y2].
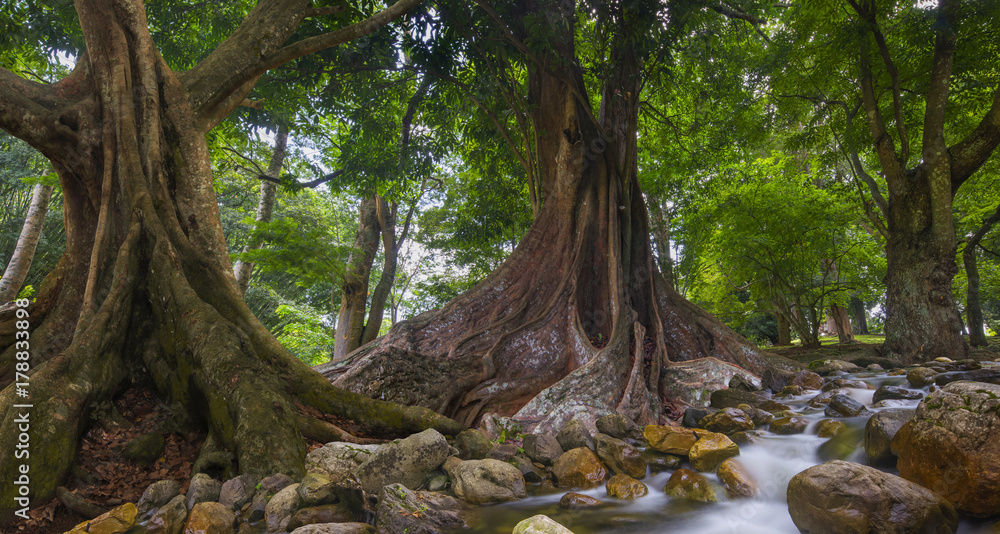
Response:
[122, 432, 165, 465]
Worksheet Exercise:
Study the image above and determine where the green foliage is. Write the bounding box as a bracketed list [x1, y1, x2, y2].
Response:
[273, 303, 335, 366]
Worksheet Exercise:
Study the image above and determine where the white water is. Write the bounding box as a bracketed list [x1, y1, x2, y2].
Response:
[460, 364, 1000, 533]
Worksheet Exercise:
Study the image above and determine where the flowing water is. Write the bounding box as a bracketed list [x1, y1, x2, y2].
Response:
[456, 365, 1000, 534]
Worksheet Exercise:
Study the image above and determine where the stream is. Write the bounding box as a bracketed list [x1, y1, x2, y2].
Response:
[455, 364, 1000, 534]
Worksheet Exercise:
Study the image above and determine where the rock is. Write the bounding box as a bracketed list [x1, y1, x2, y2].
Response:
[605, 473, 648, 499]
[698, 407, 755, 434]
[808, 359, 861, 375]
[907, 367, 938, 387]
[779, 385, 804, 397]
[821, 378, 870, 392]
[595, 413, 644, 441]
[688, 432, 739, 472]
[593, 433, 646, 479]
[934, 368, 1000, 386]
[717, 458, 756, 498]
[682, 407, 717, 428]
[556, 419, 595, 451]
[817, 425, 864, 461]
[355, 429, 450, 494]
[894, 381, 1000, 517]
[661, 358, 761, 407]
[289, 524, 375, 534]
[757, 399, 792, 412]
[709, 388, 772, 410]
[729, 431, 762, 445]
[219, 474, 256, 510]
[183, 502, 235, 534]
[663, 468, 717, 502]
[67, 503, 138, 534]
[807, 388, 848, 407]
[873, 385, 924, 404]
[306, 443, 379, 479]
[145, 494, 187, 534]
[643, 425, 698, 455]
[265, 483, 302, 533]
[787, 460, 957, 534]
[641, 449, 681, 472]
[508, 454, 546, 483]
[375, 484, 467, 534]
[512, 515, 576, 534]
[816, 419, 846, 438]
[728, 373, 759, 391]
[122, 432, 165, 465]
[825, 394, 873, 417]
[259, 473, 295, 494]
[298, 473, 338, 506]
[552, 447, 608, 489]
[559, 492, 603, 509]
[137, 479, 180, 517]
[427, 473, 450, 491]
[867, 363, 884, 371]
[522, 434, 564, 466]
[286, 503, 356, 531]
[768, 416, 808, 435]
[736, 403, 774, 426]
[186, 473, 222, 510]
[479, 414, 524, 441]
[487, 443, 520, 461]
[449, 459, 526, 504]
[454, 429, 492, 460]
[763, 369, 823, 392]
[864, 409, 914, 467]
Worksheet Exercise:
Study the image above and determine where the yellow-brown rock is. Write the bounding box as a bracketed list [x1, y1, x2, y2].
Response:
[816, 419, 846, 438]
[664, 468, 717, 503]
[717, 458, 756, 498]
[552, 447, 608, 489]
[689, 431, 739, 472]
[67, 503, 137, 534]
[183, 501, 236, 534]
[643, 425, 698, 455]
[605, 473, 648, 500]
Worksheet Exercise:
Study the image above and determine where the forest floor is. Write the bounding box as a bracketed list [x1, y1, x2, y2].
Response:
[763, 334, 1000, 367]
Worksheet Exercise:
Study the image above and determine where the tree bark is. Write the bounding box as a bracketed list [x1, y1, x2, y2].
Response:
[333, 195, 381, 360]
[0, 0, 453, 523]
[829, 304, 855, 343]
[776, 312, 791, 346]
[233, 125, 288, 295]
[0, 183, 53, 302]
[849, 296, 869, 335]
[964, 203, 1000, 347]
[321, 0, 773, 433]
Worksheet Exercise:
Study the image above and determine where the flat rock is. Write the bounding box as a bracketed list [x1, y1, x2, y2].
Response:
[825, 393, 872, 418]
[144, 495, 187, 534]
[934, 368, 1000, 386]
[137, 480, 180, 517]
[906, 367, 938, 387]
[286, 504, 356, 532]
[375, 484, 468, 534]
[769, 416, 808, 435]
[643, 425, 697, 455]
[67, 503, 137, 534]
[289, 524, 375, 534]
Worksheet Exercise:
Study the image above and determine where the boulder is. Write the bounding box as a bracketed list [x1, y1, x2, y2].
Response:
[787, 460, 957, 534]
[487, 443, 520, 461]
[449, 459, 526, 504]
[355, 429, 450, 494]
[556, 419, 595, 451]
[815, 419, 846, 438]
[122, 432, 165, 465]
[821, 378, 870, 392]
[641, 449, 681, 472]
[825, 394, 872, 418]
[593, 433, 646, 479]
[906, 367, 938, 387]
[186, 473, 222, 510]
[305, 443, 379, 479]
[67, 503, 137, 534]
[698, 407, 754, 434]
[558, 492, 603, 509]
[454, 429, 492, 460]
[183, 502, 235, 534]
[661, 358, 761, 407]
[375, 484, 468, 534]
[763, 369, 823, 392]
[512, 515, 576, 534]
[137, 480, 180, 517]
[145, 495, 187, 534]
[289, 524, 375, 534]
[265, 483, 302, 533]
[864, 409, 914, 467]
[605, 473, 648, 500]
[934, 368, 1000, 386]
[728, 374, 759, 391]
[508, 454, 546, 483]
[643, 425, 697, 455]
[286, 504, 356, 531]
[219, 474, 256, 510]
[709, 388, 772, 410]
[736, 403, 774, 426]
[595, 413, 644, 441]
[522, 434, 564, 466]
[297, 472, 338, 506]
[808, 359, 861, 375]
[717, 458, 756, 498]
[682, 407, 717, 428]
[663, 468, 716, 502]
[688, 432, 739, 472]
[768, 416, 808, 435]
[894, 381, 1000, 517]
[872, 385, 923, 404]
[552, 447, 608, 489]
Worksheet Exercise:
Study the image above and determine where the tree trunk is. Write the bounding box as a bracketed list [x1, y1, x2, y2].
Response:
[321, 3, 772, 433]
[0, 0, 456, 522]
[776, 312, 791, 345]
[0, 183, 53, 302]
[233, 125, 288, 295]
[850, 296, 869, 335]
[963, 204, 1000, 347]
[333, 195, 381, 360]
[646, 194, 675, 289]
[830, 304, 855, 343]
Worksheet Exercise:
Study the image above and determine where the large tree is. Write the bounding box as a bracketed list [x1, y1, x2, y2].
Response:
[0, 0, 464, 522]
[323, 0, 774, 432]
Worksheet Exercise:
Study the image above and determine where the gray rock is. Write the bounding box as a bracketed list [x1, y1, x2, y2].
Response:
[787, 460, 957, 534]
[123, 432, 165, 465]
[298, 472, 338, 506]
[487, 442, 520, 461]
[286, 503, 356, 531]
[355, 429, 450, 494]
[185, 473, 222, 510]
[593, 433, 646, 479]
[509, 454, 546, 483]
[873, 385, 924, 404]
[219, 474, 256, 510]
[453, 429, 491, 460]
[306, 443, 379, 479]
[728, 373, 760, 391]
[290, 524, 375, 534]
[449, 459, 526, 504]
[763, 369, 823, 392]
[145, 494, 188, 534]
[821, 378, 870, 392]
[906, 367, 938, 387]
[595, 413, 643, 441]
[808, 359, 861, 375]
[375, 484, 467, 534]
[556, 419, 595, 451]
[137, 479, 180, 517]
[427, 473, 450, 492]
[709, 389, 772, 410]
[259, 473, 295, 494]
[513, 514, 576, 534]
[825, 394, 872, 418]
[682, 407, 717, 428]
[864, 409, 914, 466]
[934, 368, 1000, 386]
[736, 404, 774, 426]
[265, 483, 302, 533]
[522, 434, 564, 466]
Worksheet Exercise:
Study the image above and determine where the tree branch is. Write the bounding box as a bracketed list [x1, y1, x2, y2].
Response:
[705, 2, 765, 25]
[258, 169, 344, 189]
[857, 32, 907, 198]
[0, 66, 75, 152]
[948, 85, 1000, 189]
[922, 0, 957, 160]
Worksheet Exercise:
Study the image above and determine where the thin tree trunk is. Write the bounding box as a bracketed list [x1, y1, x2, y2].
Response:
[233, 125, 288, 295]
[830, 304, 855, 343]
[776, 311, 791, 345]
[333, 195, 381, 361]
[963, 203, 1000, 347]
[647, 194, 674, 289]
[0, 183, 53, 302]
[850, 296, 870, 335]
